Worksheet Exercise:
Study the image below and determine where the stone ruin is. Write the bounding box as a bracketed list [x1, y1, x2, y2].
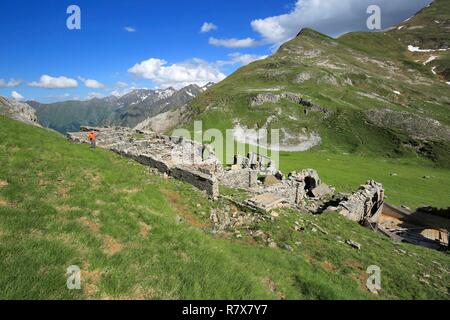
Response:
[67, 126, 385, 226]
[68, 126, 223, 198]
[329, 181, 385, 225]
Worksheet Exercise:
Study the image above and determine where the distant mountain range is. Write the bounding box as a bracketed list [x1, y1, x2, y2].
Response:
[27, 83, 213, 133]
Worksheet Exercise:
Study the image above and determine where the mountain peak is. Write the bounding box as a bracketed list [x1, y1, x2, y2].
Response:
[295, 28, 333, 40]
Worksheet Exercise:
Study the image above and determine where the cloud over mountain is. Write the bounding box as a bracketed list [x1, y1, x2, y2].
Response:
[128, 58, 226, 89]
[29, 75, 78, 89]
[11, 91, 24, 100]
[251, 0, 432, 46]
[78, 77, 106, 89]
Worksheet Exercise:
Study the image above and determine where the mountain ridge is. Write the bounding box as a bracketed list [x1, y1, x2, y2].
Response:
[29, 83, 213, 133]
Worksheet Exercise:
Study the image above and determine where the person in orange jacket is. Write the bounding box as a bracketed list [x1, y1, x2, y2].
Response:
[87, 131, 97, 148]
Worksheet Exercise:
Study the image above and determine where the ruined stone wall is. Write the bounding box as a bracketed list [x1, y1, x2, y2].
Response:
[336, 180, 384, 224]
[68, 127, 220, 198]
[171, 166, 219, 199]
[136, 154, 171, 173]
[219, 169, 258, 189]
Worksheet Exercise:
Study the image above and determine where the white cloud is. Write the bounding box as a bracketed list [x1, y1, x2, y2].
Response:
[250, 0, 433, 46]
[110, 86, 146, 97]
[115, 81, 129, 88]
[219, 53, 268, 66]
[78, 77, 105, 89]
[201, 22, 218, 33]
[128, 58, 226, 89]
[209, 37, 259, 48]
[87, 92, 104, 99]
[125, 26, 136, 32]
[11, 91, 24, 101]
[0, 78, 22, 88]
[110, 90, 123, 97]
[29, 75, 78, 89]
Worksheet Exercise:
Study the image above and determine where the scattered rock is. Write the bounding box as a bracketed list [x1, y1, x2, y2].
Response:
[268, 242, 278, 249]
[310, 222, 328, 235]
[175, 215, 184, 224]
[345, 240, 361, 250]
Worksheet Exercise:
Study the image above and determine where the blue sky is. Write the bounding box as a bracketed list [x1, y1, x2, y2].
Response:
[0, 0, 432, 102]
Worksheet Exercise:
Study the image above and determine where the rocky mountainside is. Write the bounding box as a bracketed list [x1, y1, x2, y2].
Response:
[0, 96, 40, 126]
[30, 83, 210, 133]
[168, 0, 450, 167]
[103, 84, 205, 128]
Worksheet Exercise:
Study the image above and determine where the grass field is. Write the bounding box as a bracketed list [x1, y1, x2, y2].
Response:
[0, 116, 449, 300]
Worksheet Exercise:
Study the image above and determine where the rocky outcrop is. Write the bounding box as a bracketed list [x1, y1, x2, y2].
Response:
[0, 96, 40, 126]
[233, 122, 322, 152]
[365, 109, 450, 142]
[134, 105, 192, 134]
[249, 92, 329, 114]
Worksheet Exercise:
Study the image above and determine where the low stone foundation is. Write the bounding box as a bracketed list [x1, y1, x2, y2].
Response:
[171, 166, 219, 198]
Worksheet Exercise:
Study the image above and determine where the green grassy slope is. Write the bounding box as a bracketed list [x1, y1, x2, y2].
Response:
[0, 116, 449, 300]
[181, 0, 450, 168]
